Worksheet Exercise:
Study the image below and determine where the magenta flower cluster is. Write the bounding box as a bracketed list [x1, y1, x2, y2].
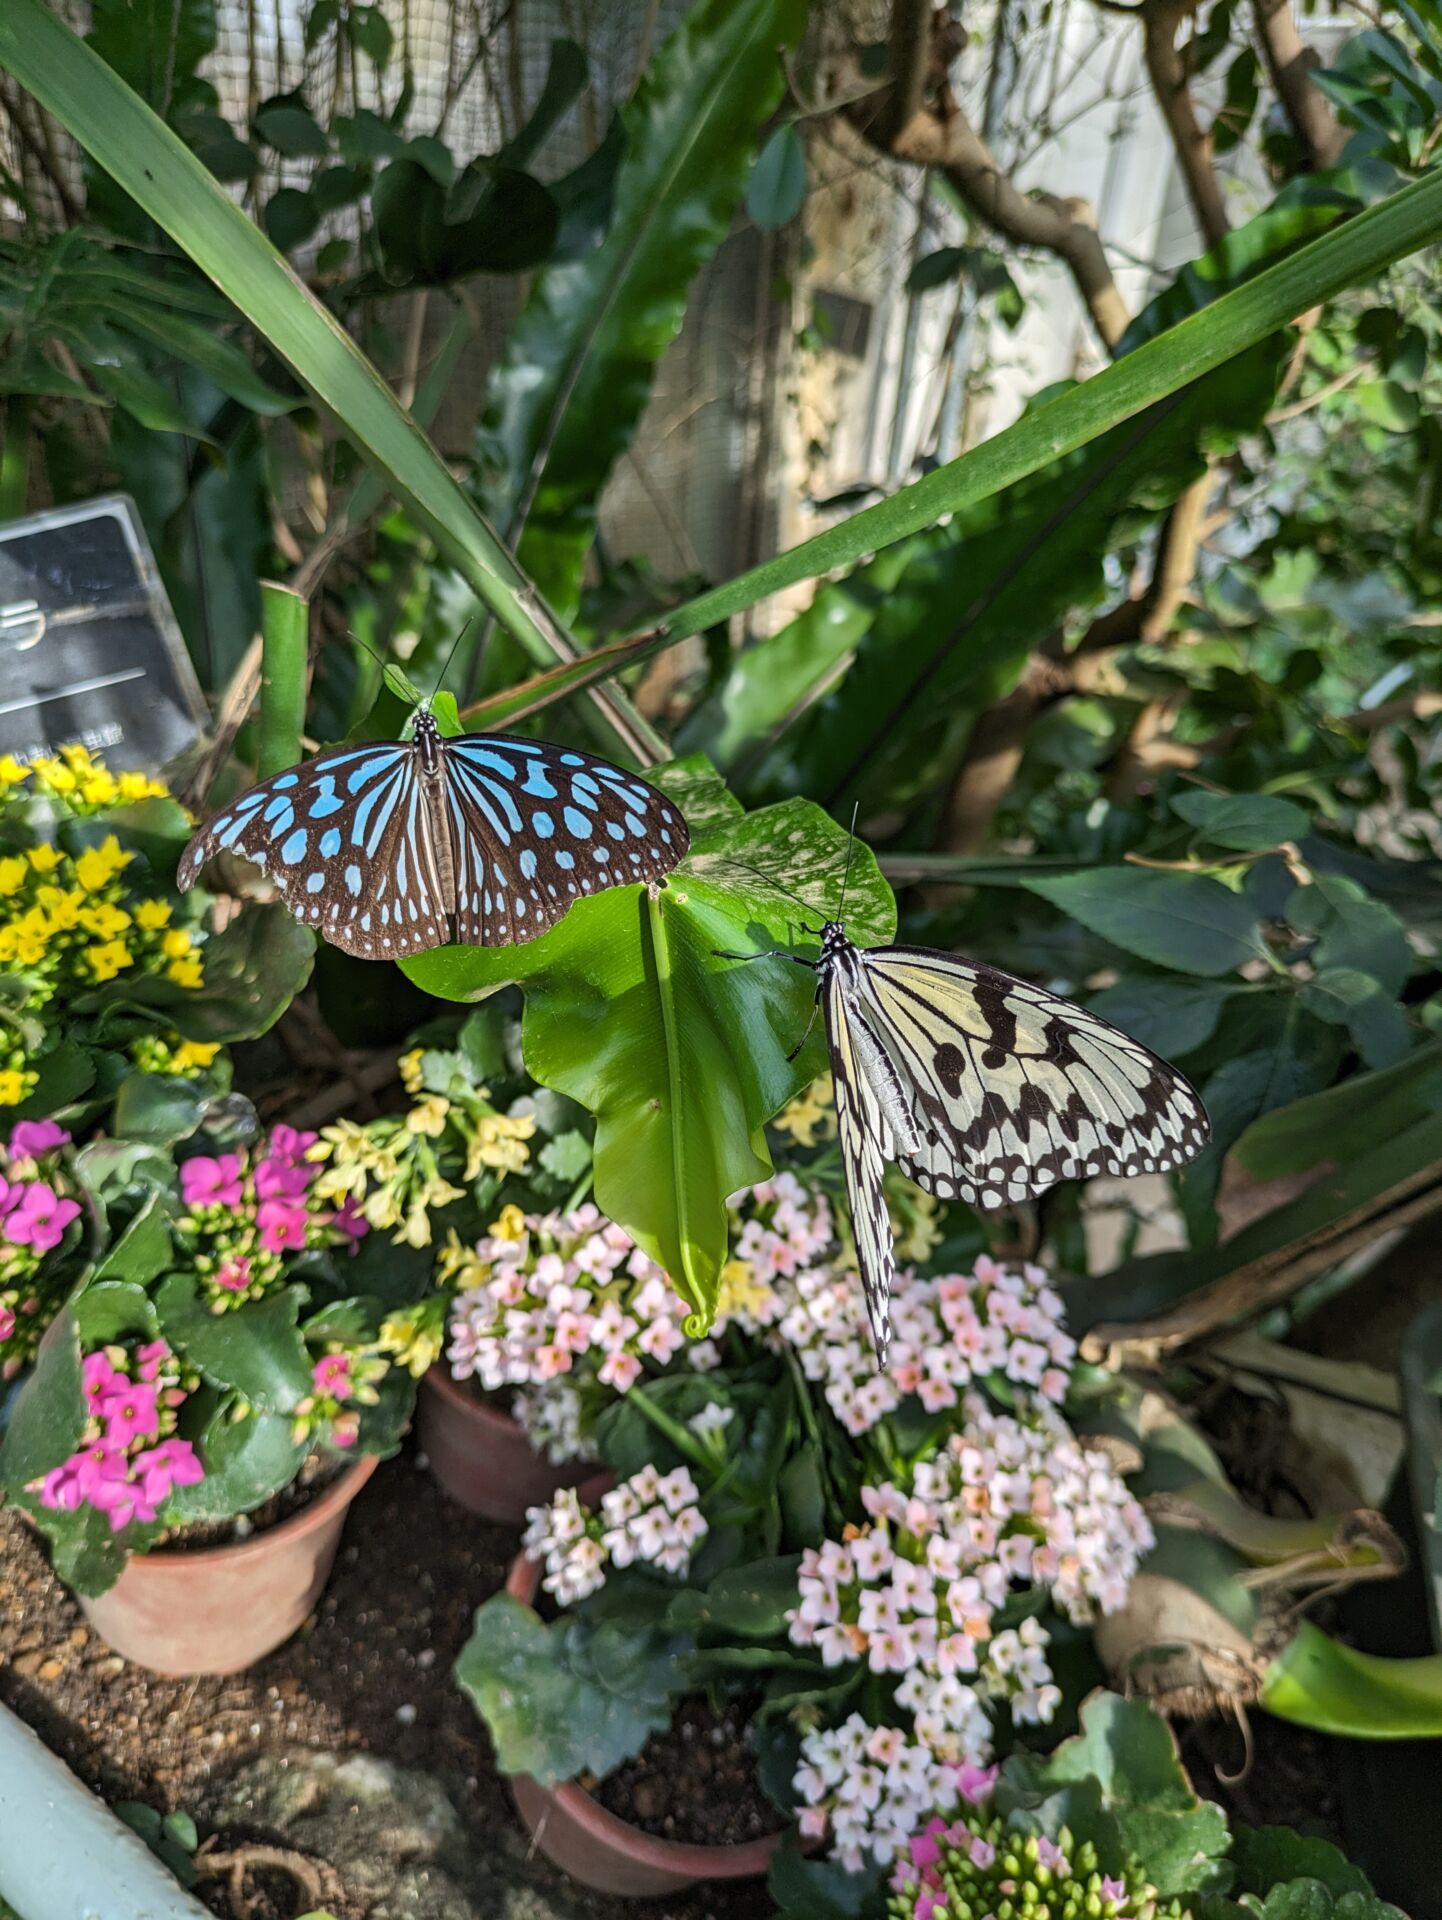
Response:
[176, 1123, 368, 1305]
[34, 1341, 203, 1532]
[1, 1120, 82, 1375]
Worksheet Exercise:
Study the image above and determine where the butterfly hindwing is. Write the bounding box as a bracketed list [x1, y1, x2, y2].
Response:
[443, 736, 689, 945]
[853, 945, 1210, 1207]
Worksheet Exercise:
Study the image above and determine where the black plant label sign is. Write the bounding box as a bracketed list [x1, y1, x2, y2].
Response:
[0, 495, 207, 775]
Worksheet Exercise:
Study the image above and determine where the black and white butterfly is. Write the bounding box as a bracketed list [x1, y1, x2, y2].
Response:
[179, 708, 689, 960]
[721, 887, 1209, 1360]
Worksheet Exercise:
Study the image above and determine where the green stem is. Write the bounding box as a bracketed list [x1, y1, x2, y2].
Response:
[0, 0, 664, 768]
[258, 580, 308, 777]
[0, 394, 29, 521]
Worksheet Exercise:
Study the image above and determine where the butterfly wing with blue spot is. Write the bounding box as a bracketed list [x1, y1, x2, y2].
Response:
[441, 736, 689, 945]
[180, 733, 690, 959]
[177, 744, 454, 960]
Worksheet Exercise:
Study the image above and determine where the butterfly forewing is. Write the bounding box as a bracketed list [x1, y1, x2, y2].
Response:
[853, 946, 1210, 1208]
[823, 956, 908, 1363]
[179, 725, 689, 958]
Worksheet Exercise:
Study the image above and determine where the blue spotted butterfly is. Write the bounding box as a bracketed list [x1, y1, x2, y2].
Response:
[178, 709, 690, 960]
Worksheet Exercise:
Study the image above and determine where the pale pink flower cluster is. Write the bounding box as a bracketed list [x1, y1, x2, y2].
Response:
[792, 1715, 968, 1872]
[447, 1204, 690, 1401]
[787, 1392, 1152, 1864]
[522, 1464, 708, 1606]
[781, 1255, 1076, 1437]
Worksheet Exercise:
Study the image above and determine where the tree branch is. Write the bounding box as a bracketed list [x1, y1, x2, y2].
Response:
[851, 98, 1130, 349]
[1141, 0, 1229, 247]
[1253, 0, 1347, 171]
[875, 0, 935, 148]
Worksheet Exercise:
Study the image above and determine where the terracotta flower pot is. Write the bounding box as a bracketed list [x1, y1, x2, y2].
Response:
[503, 1533, 788, 1898]
[417, 1366, 589, 1525]
[78, 1454, 377, 1677]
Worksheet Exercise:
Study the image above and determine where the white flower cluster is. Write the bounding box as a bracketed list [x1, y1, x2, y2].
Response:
[788, 1391, 1153, 1864]
[781, 1255, 1077, 1438]
[522, 1463, 708, 1605]
[794, 1715, 962, 1873]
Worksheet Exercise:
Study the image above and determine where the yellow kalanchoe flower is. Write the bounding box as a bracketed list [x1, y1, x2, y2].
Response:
[398, 1048, 425, 1096]
[80, 902, 132, 939]
[773, 1072, 836, 1148]
[489, 1203, 528, 1242]
[161, 927, 194, 959]
[26, 845, 61, 874]
[88, 938, 133, 981]
[0, 755, 29, 787]
[405, 1094, 450, 1138]
[133, 899, 171, 930]
[167, 955, 203, 989]
[74, 837, 131, 893]
[466, 1110, 535, 1179]
[0, 1069, 28, 1104]
[0, 856, 27, 895]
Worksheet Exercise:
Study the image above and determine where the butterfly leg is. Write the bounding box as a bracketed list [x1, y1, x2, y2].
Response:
[786, 981, 825, 1064]
[711, 947, 818, 968]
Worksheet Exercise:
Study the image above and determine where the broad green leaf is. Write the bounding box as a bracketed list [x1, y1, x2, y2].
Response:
[403, 792, 893, 1329]
[177, 903, 315, 1042]
[75, 1280, 161, 1345]
[111, 1070, 210, 1145]
[768, 1836, 886, 1919]
[252, 98, 329, 158]
[264, 187, 319, 252]
[1300, 968, 1414, 1068]
[665, 1556, 801, 1637]
[746, 123, 806, 230]
[1232, 1039, 1442, 1179]
[455, 1593, 685, 1786]
[259, 581, 308, 778]
[0, 1308, 86, 1490]
[1228, 1829, 1375, 1900]
[1287, 875, 1412, 996]
[371, 159, 557, 284]
[156, 1273, 314, 1413]
[1171, 790, 1311, 850]
[1182, 1015, 1343, 1246]
[1025, 869, 1266, 977]
[168, 1399, 310, 1522]
[119, 304, 297, 415]
[479, 0, 805, 617]
[1262, 1620, 1442, 1737]
[1087, 979, 1238, 1057]
[1000, 1691, 1229, 1896]
[500, 38, 587, 173]
[90, 1195, 172, 1288]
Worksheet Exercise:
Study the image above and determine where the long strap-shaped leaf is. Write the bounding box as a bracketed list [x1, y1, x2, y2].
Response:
[0, 0, 664, 767]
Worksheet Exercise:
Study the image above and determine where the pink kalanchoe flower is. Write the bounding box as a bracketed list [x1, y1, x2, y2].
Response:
[330, 1195, 368, 1242]
[1101, 1876, 1128, 1901]
[102, 1380, 160, 1448]
[214, 1255, 254, 1294]
[0, 1177, 19, 1218]
[1035, 1836, 1069, 1873]
[914, 1894, 946, 1920]
[82, 1350, 120, 1411]
[180, 1152, 245, 1209]
[3, 1183, 81, 1253]
[954, 1762, 1000, 1806]
[968, 1836, 996, 1870]
[257, 1198, 308, 1252]
[267, 1124, 318, 1167]
[254, 1156, 311, 1200]
[8, 1120, 70, 1159]
[312, 1353, 352, 1400]
[0, 1304, 14, 1343]
[909, 1819, 948, 1871]
[135, 1340, 170, 1384]
[132, 1437, 204, 1506]
[87, 1475, 158, 1532]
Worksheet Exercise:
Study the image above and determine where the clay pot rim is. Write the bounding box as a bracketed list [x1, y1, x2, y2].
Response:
[127, 1452, 378, 1575]
[504, 1489, 786, 1882]
[421, 1362, 521, 1432]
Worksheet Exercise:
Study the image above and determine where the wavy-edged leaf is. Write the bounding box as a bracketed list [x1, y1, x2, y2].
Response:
[156, 1273, 313, 1413]
[1024, 868, 1267, 977]
[479, 0, 805, 617]
[403, 784, 893, 1329]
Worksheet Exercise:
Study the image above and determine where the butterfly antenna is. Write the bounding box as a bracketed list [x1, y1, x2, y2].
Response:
[426, 612, 483, 712]
[347, 630, 392, 677]
[833, 802, 860, 927]
[718, 856, 822, 933]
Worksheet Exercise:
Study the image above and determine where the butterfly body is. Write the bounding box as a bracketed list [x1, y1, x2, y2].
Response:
[179, 710, 689, 960]
[800, 921, 1210, 1360]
